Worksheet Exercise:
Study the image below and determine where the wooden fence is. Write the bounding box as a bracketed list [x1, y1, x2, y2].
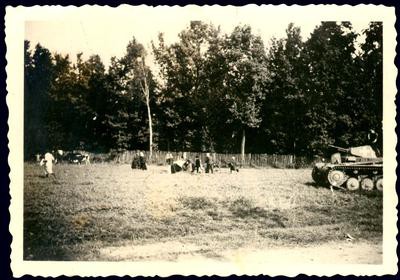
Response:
[88, 150, 313, 168]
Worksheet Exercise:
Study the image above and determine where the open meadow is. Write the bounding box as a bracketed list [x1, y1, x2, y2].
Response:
[24, 163, 383, 263]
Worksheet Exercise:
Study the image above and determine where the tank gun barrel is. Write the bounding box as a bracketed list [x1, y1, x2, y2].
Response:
[328, 145, 350, 153]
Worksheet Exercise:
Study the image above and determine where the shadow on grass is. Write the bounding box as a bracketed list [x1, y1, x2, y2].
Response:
[304, 181, 327, 189]
[37, 174, 55, 179]
[229, 197, 287, 228]
[24, 214, 79, 260]
[179, 196, 216, 211]
[357, 190, 383, 198]
[305, 181, 384, 198]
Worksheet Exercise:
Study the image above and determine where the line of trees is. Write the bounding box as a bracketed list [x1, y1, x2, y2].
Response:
[24, 21, 382, 160]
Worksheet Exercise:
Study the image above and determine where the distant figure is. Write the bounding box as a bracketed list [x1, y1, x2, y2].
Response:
[368, 129, 378, 144]
[171, 159, 185, 174]
[165, 152, 173, 165]
[131, 152, 140, 169]
[193, 155, 202, 173]
[51, 150, 58, 164]
[368, 128, 382, 156]
[139, 152, 147, 170]
[330, 153, 341, 164]
[205, 153, 213, 174]
[182, 159, 193, 172]
[40, 151, 56, 177]
[55, 150, 64, 163]
[228, 156, 239, 173]
[82, 154, 91, 165]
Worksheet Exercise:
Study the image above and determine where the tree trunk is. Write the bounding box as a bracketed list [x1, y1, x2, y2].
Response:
[140, 58, 153, 160]
[241, 128, 246, 164]
[146, 94, 153, 160]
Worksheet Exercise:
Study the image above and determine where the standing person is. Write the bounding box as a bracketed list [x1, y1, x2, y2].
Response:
[368, 128, 382, 157]
[84, 154, 91, 165]
[165, 152, 173, 165]
[193, 155, 202, 173]
[56, 150, 64, 163]
[205, 153, 213, 174]
[165, 152, 173, 173]
[131, 151, 139, 169]
[40, 151, 56, 177]
[139, 152, 147, 170]
[228, 156, 239, 173]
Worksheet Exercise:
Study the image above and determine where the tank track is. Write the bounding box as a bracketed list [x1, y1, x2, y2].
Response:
[332, 164, 382, 175]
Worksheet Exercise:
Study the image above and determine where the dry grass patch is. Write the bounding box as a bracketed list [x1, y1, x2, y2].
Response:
[24, 163, 382, 261]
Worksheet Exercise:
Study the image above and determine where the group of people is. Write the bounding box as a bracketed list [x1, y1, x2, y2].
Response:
[166, 152, 239, 174]
[131, 151, 147, 170]
[38, 149, 238, 178]
[37, 150, 92, 178]
[166, 152, 213, 174]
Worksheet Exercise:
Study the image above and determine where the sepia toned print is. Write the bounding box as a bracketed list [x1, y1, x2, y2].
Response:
[6, 4, 397, 277]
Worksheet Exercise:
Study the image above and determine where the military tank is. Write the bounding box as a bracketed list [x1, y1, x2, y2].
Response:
[312, 145, 383, 191]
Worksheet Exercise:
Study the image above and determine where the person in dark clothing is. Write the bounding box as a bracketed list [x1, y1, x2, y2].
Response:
[171, 163, 181, 174]
[205, 153, 213, 174]
[228, 156, 239, 173]
[171, 160, 184, 174]
[165, 152, 173, 165]
[193, 155, 202, 173]
[131, 151, 140, 169]
[368, 129, 382, 157]
[182, 159, 194, 172]
[131, 157, 138, 169]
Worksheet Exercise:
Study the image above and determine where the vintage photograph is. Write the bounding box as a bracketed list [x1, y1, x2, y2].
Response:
[6, 4, 397, 277]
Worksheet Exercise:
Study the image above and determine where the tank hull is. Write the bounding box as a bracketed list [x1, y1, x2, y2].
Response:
[312, 161, 383, 191]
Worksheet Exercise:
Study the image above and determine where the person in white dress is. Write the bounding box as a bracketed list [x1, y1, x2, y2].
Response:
[40, 152, 56, 177]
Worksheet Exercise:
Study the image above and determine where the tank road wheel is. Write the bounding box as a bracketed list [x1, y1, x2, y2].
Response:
[361, 178, 374, 191]
[346, 177, 360, 191]
[375, 178, 383, 192]
[327, 170, 346, 187]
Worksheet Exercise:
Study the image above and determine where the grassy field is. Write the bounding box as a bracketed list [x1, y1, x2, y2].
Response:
[24, 163, 383, 262]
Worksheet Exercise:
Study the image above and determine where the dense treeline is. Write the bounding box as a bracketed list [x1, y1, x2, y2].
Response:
[24, 21, 382, 159]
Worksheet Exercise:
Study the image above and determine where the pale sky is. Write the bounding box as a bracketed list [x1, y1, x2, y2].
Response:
[24, 5, 375, 69]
